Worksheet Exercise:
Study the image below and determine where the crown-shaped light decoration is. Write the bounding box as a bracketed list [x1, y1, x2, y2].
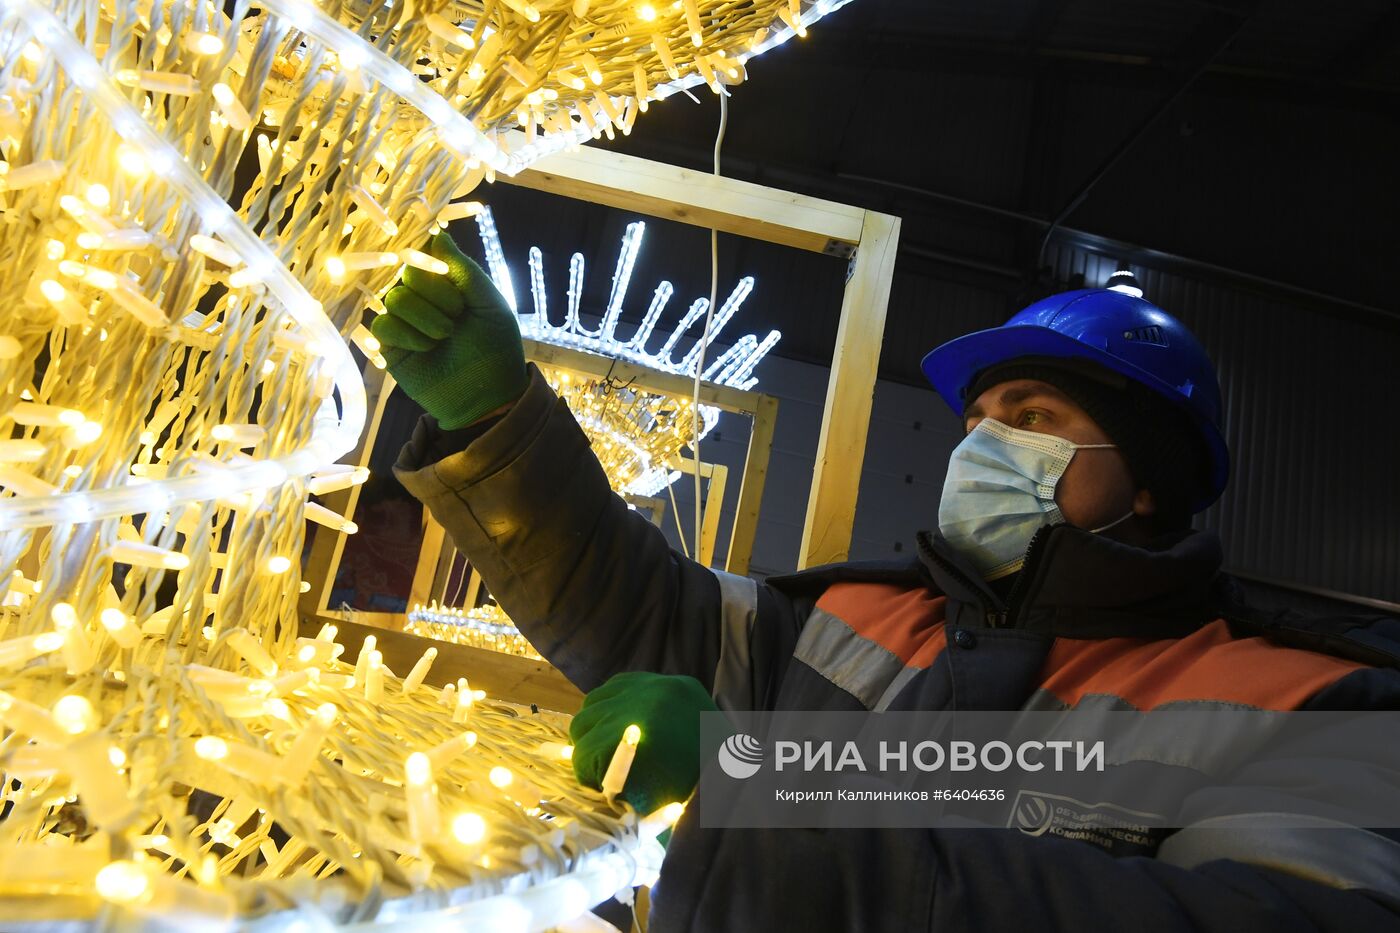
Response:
[466, 205, 780, 496]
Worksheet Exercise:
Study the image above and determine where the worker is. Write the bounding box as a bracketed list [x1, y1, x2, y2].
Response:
[381, 231, 1400, 931]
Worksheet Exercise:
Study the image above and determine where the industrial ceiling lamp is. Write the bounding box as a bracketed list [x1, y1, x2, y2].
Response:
[1106, 263, 1145, 299]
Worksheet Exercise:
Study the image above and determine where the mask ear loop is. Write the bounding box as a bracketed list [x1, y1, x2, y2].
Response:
[1089, 510, 1136, 534]
[1067, 442, 1133, 534]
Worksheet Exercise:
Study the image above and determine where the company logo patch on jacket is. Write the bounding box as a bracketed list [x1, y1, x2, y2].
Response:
[1008, 790, 1172, 857]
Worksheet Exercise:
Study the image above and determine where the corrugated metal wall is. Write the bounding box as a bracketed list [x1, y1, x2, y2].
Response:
[1044, 244, 1400, 602]
[661, 242, 1400, 607]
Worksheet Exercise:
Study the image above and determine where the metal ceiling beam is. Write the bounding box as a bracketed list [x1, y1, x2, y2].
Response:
[1322, 4, 1400, 82]
[592, 133, 1400, 338]
[1033, 3, 1260, 269]
[1016, 0, 1072, 46]
[788, 29, 1400, 112]
[828, 167, 1400, 332]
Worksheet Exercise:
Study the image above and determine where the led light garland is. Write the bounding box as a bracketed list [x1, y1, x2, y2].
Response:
[406, 602, 543, 661]
[477, 208, 780, 390]
[0, 0, 364, 533]
[0, 0, 850, 925]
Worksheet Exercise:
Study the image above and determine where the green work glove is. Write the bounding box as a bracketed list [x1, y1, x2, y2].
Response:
[570, 672, 718, 820]
[371, 230, 528, 429]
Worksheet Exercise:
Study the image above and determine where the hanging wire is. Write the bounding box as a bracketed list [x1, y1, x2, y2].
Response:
[688, 89, 729, 564]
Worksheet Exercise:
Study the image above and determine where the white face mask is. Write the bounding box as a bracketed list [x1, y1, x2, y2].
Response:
[937, 418, 1130, 580]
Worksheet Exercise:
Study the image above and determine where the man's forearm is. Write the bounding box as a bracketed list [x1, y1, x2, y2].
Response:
[420, 398, 518, 465]
[651, 823, 1400, 932]
[393, 366, 731, 693]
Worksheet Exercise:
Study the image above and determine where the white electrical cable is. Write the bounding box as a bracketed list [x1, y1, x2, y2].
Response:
[690, 91, 729, 563]
[666, 475, 691, 560]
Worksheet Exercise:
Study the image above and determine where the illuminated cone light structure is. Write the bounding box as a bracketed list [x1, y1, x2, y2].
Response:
[0, 0, 853, 925]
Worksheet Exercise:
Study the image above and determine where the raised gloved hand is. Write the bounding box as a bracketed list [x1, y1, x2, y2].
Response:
[371, 230, 528, 430]
[570, 671, 718, 820]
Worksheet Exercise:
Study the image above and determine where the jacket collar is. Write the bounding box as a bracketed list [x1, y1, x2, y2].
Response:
[917, 524, 1225, 639]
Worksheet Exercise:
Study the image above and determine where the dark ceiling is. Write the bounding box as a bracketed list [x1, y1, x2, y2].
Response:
[472, 0, 1400, 387]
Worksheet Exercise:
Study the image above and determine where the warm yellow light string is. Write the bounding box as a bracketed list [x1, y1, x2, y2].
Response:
[0, 0, 851, 924]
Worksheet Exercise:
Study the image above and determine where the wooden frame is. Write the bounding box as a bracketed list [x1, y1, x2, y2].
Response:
[516, 337, 774, 576]
[300, 362, 395, 616]
[508, 142, 900, 569]
[668, 456, 728, 569]
[300, 613, 584, 712]
[623, 493, 667, 528]
[411, 453, 731, 617]
[799, 210, 901, 568]
[301, 141, 900, 621]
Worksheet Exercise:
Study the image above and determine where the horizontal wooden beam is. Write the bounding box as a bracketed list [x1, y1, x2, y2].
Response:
[524, 338, 765, 414]
[501, 131, 865, 255]
[302, 614, 584, 714]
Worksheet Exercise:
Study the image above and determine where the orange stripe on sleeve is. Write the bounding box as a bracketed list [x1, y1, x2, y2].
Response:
[816, 582, 948, 667]
[909, 625, 949, 670]
[1038, 619, 1368, 710]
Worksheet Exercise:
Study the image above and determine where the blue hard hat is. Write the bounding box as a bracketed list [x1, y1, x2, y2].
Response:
[921, 289, 1229, 511]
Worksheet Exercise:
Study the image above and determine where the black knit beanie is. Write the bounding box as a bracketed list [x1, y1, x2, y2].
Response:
[967, 358, 1208, 530]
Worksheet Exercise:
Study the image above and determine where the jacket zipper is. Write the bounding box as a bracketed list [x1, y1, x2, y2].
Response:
[998, 525, 1055, 628]
[919, 526, 1058, 629]
[917, 532, 999, 625]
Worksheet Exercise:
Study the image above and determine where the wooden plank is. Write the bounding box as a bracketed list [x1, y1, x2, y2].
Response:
[320, 610, 404, 632]
[799, 211, 902, 569]
[462, 567, 482, 610]
[726, 393, 778, 577]
[300, 364, 394, 616]
[302, 614, 585, 714]
[668, 455, 717, 480]
[523, 338, 760, 415]
[428, 538, 458, 605]
[501, 133, 865, 255]
[407, 507, 447, 610]
[698, 463, 727, 569]
[623, 494, 667, 528]
[668, 454, 723, 567]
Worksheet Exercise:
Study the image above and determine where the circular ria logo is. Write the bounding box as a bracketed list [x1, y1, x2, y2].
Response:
[717, 733, 765, 779]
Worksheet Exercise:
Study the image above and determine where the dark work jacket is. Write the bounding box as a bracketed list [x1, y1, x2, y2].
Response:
[395, 365, 1400, 932]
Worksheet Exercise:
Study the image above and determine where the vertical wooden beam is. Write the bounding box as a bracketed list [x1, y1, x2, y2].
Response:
[300, 364, 394, 616]
[463, 567, 483, 610]
[798, 211, 901, 569]
[428, 539, 459, 605]
[697, 463, 727, 568]
[726, 393, 778, 577]
[407, 508, 447, 610]
[668, 455, 723, 567]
